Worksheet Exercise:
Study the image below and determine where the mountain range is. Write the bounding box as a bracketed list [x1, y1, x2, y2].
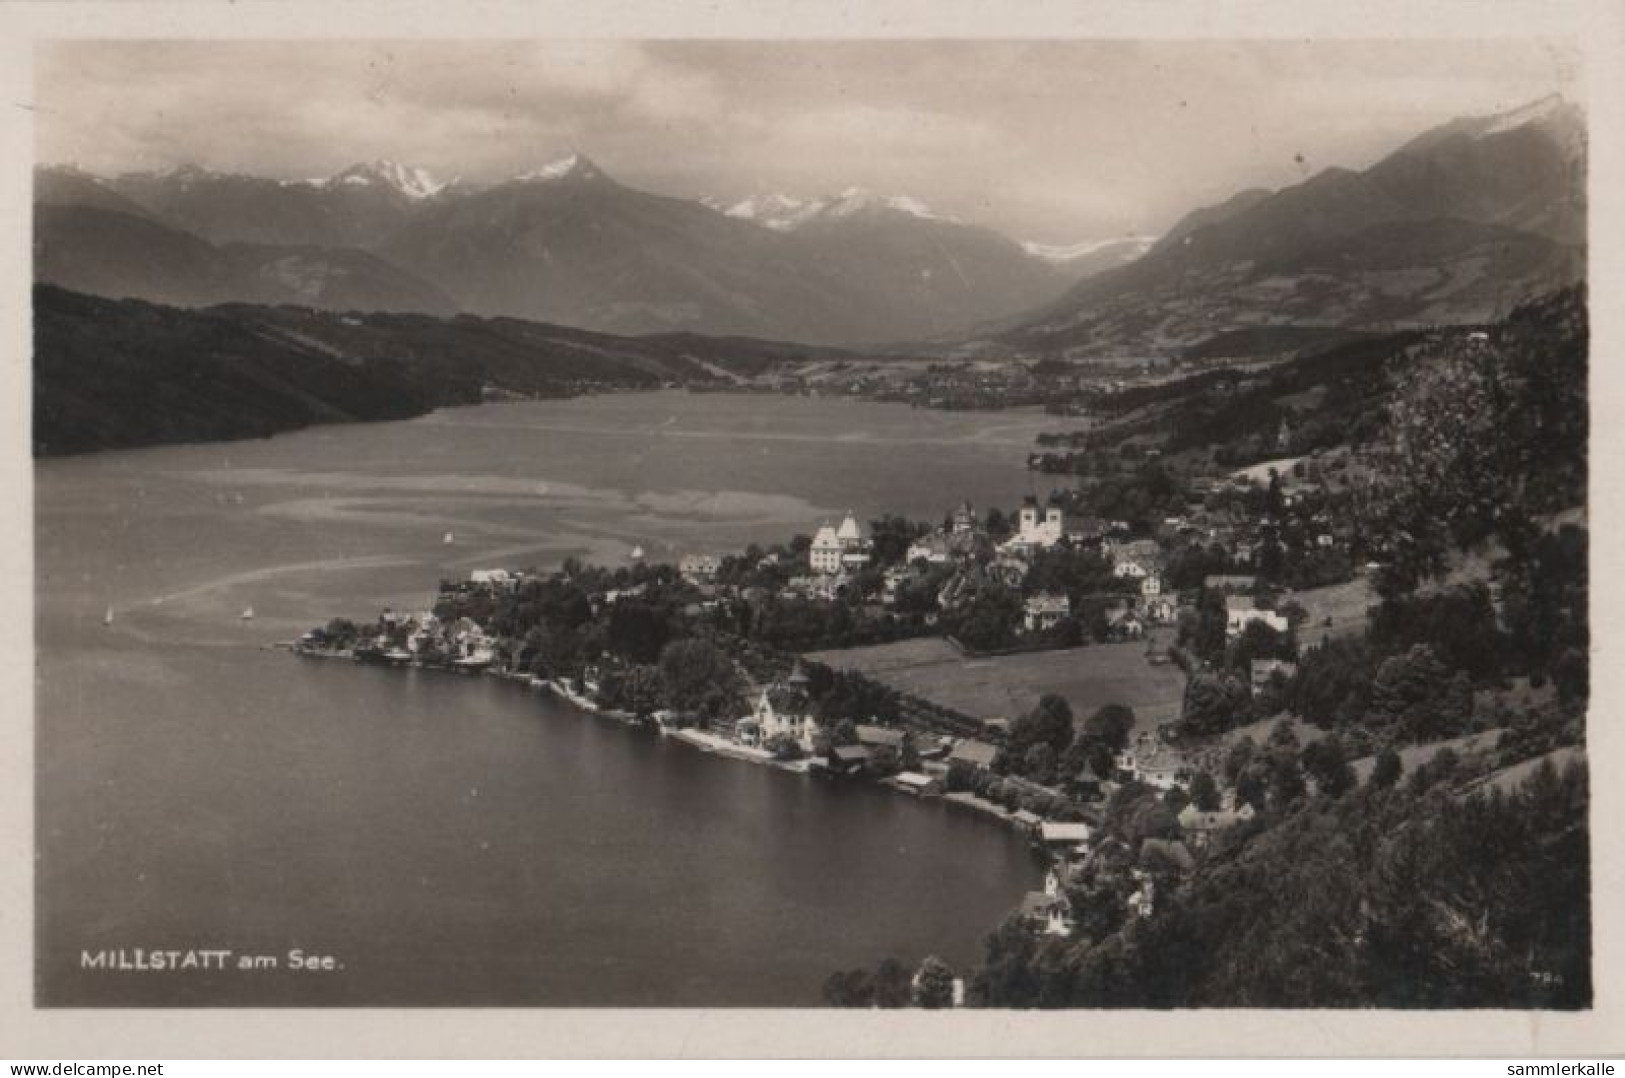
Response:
[35, 155, 1083, 345]
[33, 94, 1586, 353]
[988, 94, 1586, 356]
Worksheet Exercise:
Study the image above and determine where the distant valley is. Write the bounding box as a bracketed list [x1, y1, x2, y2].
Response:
[31, 94, 1591, 459]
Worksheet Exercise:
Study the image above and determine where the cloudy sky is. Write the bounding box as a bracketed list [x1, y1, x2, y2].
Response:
[35, 39, 1580, 242]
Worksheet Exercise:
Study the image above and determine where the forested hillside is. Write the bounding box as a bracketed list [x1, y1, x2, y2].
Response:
[976, 756, 1588, 1008]
[31, 286, 844, 456]
[983, 287, 1589, 1008]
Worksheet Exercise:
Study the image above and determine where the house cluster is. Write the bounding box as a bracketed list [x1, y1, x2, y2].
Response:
[409, 612, 497, 667]
[878, 496, 1179, 643]
[440, 567, 527, 597]
[1011, 823, 1240, 940]
[1041, 436, 1370, 593]
[1017, 832, 1200, 937]
[903, 500, 981, 567]
[1196, 463, 1361, 569]
[1104, 536, 1173, 631]
[1016, 456, 1372, 654]
[679, 554, 720, 583]
[760, 353, 1201, 416]
[1010, 533, 1174, 642]
[729, 686, 960, 798]
[712, 486, 1332, 658]
[927, 724, 1264, 941]
[1003, 502, 1173, 631]
[314, 604, 499, 670]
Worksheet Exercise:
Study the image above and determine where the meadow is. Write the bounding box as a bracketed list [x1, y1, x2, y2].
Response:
[808, 635, 1187, 733]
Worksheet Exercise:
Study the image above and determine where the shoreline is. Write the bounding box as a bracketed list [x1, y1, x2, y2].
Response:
[291, 644, 1042, 842]
[506, 667, 1044, 844]
[37, 384, 1067, 463]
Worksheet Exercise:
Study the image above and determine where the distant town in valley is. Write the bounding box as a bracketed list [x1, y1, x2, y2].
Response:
[34, 40, 1590, 1012]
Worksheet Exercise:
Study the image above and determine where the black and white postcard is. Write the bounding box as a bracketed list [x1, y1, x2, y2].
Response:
[3, 0, 1622, 1059]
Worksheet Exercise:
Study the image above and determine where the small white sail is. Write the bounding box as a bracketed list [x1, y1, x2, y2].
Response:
[630, 544, 645, 560]
[444, 532, 456, 545]
[103, 605, 114, 626]
[241, 606, 255, 621]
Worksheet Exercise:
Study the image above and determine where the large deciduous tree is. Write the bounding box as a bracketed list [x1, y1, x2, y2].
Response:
[912, 956, 957, 1009]
[657, 638, 741, 720]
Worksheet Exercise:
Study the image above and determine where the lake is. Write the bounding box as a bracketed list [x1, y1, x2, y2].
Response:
[35, 391, 1080, 1006]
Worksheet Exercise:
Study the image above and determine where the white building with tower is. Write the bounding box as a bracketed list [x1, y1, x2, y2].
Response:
[809, 511, 871, 575]
[1017, 498, 1065, 548]
[738, 663, 820, 753]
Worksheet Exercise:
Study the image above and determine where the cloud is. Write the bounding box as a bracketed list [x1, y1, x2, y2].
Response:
[770, 104, 999, 159]
[33, 38, 1581, 241]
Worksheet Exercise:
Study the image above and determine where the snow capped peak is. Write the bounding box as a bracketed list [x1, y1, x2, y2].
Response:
[822, 187, 877, 217]
[515, 153, 606, 184]
[1022, 234, 1158, 266]
[156, 163, 216, 180]
[737, 193, 808, 217]
[720, 187, 955, 230]
[721, 192, 818, 230]
[821, 188, 955, 223]
[326, 159, 446, 199]
[881, 194, 937, 219]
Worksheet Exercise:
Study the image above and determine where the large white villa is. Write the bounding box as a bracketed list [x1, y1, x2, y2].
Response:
[810, 511, 872, 575]
[735, 663, 820, 754]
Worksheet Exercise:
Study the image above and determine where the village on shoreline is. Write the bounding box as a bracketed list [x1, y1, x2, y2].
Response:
[294, 479, 1577, 982]
[292, 466, 1344, 890]
[286, 297, 1590, 1006]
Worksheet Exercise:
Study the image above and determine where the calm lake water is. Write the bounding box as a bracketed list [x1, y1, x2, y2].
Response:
[36, 391, 1079, 1006]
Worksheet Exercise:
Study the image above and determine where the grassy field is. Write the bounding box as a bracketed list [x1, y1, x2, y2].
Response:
[1347, 729, 1505, 785]
[806, 636, 1187, 734]
[1292, 577, 1378, 648]
[1474, 744, 1585, 795]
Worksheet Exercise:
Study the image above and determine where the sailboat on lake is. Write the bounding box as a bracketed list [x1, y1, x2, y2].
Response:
[103, 605, 114, 627]
[241, 606, 255, 621]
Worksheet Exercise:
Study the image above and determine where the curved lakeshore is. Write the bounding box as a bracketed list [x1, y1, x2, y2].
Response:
[289, 640, 1045, 839]
[37, 392, 1056, 1006]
